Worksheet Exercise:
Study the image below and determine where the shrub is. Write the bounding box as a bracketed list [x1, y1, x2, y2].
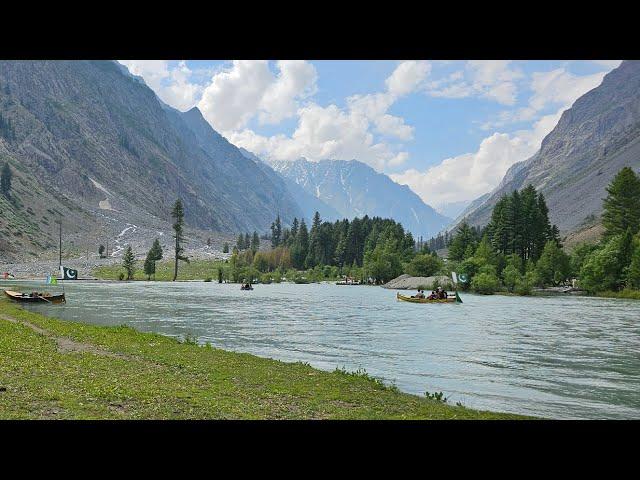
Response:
[471, 272, 499, 294]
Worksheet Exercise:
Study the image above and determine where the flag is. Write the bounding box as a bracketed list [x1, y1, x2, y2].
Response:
[60, 266, 78, 280]
[458, 273, 468, 283]
[451, 272, 458, 284]
[46, 275, 58, 285]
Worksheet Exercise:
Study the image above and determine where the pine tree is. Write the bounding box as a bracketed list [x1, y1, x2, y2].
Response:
[0, 162, 12, 198]
[292, 219, 309, 269]
[236, 233, 245, 251]
[305, 212, 322, 268]
[144, 238, 163, 280]
[251, 231, 260, 253]
[244, 232, 251, 250]
[171, 199, 189, 281]
[223, 242, 229, 253]
[602, 167, 640, 238]
[122, 246, 136, 280]
[98, 245, 105, 258]
[270, 214, 282, 248]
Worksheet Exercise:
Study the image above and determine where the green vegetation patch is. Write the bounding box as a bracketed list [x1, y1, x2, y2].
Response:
[0, 300, 526, 420]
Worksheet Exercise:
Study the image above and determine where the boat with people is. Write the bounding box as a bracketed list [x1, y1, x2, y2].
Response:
[4, 290, 66, 304]
[396, 292, 461, 304]
[240, 283, 254, 290]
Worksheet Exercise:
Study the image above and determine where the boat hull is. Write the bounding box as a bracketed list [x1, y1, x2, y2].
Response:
[4, 290, 66, 304]
[396, 292, 461, 304]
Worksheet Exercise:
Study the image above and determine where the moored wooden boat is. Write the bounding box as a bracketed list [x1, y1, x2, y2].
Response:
[396, 292, 462, 304]
[4, 290, 66, 304]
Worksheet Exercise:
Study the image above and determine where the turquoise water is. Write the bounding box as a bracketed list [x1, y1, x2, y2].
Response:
[6, 280, 640, 419]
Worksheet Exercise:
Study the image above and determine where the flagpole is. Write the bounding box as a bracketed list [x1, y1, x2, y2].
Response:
[58, 219, 62, 270]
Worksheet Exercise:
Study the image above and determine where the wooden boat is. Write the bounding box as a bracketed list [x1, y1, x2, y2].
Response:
[4, 290, 66, 304]
[396, 292, 462, 304]
[240, 285, 254, 290]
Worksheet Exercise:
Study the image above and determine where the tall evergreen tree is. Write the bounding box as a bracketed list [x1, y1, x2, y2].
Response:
[602, 167, 640, 238]
[171, 199, 189, 281]
[270, 214, 282, 248]
[122, 245, 136, 280]
[291, 219, 309, 269]
[144, 238, 163, 280]
[236, 233, 245, 251]
[448, 221, 478, 261]
[251, 231, 260, 253]
[244, 232, 251, 250]
[305, 212, 322, 268]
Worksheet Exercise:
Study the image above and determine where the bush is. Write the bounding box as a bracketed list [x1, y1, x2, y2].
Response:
[471, 272, 499, 294]
[406, 253, 443, 277]
[118, 272, 125, 281]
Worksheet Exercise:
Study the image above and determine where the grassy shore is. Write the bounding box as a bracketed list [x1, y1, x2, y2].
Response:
[93, 259, 227, 282]
[0, 299, 527, 419]
[596, 289, 640, 300]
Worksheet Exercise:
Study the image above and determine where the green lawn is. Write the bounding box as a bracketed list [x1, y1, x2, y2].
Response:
[94, 259, 226, 281]
[0, 299, 528, 419]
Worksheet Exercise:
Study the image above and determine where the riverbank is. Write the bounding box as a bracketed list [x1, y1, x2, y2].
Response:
[0, 299, 526, 419]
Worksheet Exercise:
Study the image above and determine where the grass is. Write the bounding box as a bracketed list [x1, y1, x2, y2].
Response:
[94, 259, 226, 281]
[0, 299, 528, 419]
[597, 289, 640, 300]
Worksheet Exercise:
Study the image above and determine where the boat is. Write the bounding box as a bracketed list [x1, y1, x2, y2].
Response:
[240, 285, 254, 291]
[396, 292, 462, 304]
[4, 290, 66, 304]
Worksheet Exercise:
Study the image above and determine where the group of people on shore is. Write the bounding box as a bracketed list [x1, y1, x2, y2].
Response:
[414, 286, 448, 300]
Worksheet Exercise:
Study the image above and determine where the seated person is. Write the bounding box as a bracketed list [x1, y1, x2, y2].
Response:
[441, 289, 448, 299]
[428, 290, 438, 300]
[415, 290, 425, 299]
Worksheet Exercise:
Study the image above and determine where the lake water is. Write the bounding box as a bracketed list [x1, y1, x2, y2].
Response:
[5, 280, 640, 419]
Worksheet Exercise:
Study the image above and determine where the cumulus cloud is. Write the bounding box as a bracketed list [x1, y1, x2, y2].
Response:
[227, 60, 429, 170]
[390, 108, 565, 206]
[385, 60, 431, 96]
[227, 102, 407, 171]
[196, 60, 317, 132]
[118, 60, 203, 111]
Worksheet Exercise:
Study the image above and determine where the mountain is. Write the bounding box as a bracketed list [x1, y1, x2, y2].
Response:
[238, 148, 341, 222]
[269, 158, 451, 238]
[0, 60, 302, 259]
[460, 60, 640, 235]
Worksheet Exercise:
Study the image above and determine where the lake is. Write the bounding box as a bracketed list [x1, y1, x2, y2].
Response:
[5, 280, 640, 419]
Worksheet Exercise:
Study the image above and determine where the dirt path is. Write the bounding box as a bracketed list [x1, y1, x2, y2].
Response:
[0, 313, 130, 359]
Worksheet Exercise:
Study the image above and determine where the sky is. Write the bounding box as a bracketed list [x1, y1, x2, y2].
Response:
[118, 60, 621, 214]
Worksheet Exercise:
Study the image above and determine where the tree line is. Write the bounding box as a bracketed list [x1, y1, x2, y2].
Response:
[445, 167, 640, 295]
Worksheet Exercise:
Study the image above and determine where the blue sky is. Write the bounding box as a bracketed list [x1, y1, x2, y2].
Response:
[118, 60, 620, 213]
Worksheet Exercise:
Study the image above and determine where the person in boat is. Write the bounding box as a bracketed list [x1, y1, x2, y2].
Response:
[415, 289, 425, 299]
[440, 289, 448, 299]
[427, 290, 437, 300]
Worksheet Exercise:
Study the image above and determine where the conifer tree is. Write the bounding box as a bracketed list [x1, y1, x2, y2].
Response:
[122, 245, 136, 280]
[602, 167, 640, 238]
[171, 199, 189, 281]
[251, 231, 260, 253]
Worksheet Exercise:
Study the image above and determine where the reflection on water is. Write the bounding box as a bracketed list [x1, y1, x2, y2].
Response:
[5, 280, 640, 419]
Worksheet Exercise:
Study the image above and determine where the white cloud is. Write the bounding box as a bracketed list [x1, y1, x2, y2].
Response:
[529, 68, 606, 111]
[480, 67, 609, 130]
[385, 60, 431, 96]
[227, 102, 408, 171]
[592, 60, 622, 69]
[226, 60, 429, 170]
[118, 60, 203, 111]
[390, 107, 565, 206]
[426, 60, 523, 105]
[196, 60, 317, 132]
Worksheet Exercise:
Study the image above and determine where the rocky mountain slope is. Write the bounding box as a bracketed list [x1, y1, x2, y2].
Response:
[0, 60, 301, 260]
[460, 60, 640, 235]
[269, 158, 451, 238]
